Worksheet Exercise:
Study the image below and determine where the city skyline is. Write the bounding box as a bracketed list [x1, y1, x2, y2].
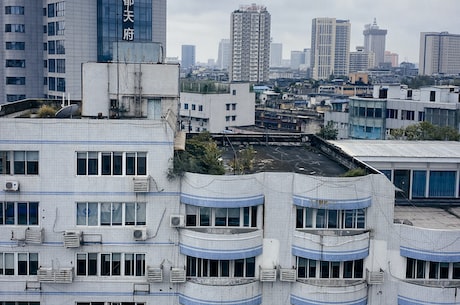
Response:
[167, 0, 460, 64]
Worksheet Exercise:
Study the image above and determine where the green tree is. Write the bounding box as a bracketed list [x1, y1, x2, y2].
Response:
[229, 146, 256, 174]
[317, 121, 338, 140]
[391, 122, 459, 141]
[168, 132, 225, 179]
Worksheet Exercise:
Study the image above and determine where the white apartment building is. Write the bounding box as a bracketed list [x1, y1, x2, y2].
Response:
[419, 32, 460, 76]
[324, 84, 460, 139]
[363, 19, 387, 67]
[230, 4, 271, 83]
[311, 18, 350, 80]
[179, 82, 255, 133]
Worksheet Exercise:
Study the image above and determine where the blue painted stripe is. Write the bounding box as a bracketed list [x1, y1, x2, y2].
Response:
[291, 294, 367, 305]
[0, 241, 174, 246]
[0, 290, 177, 297]
[0, 139, 172, 146]
[181, 193, 264, 208]
[0, 191, 179, 197]
[292, 196, 371, 210]
[180, 244, 262, 260]
[292, 245, 369, 261]
[179, 294, 262, 305]
[400, 246, 460, 263]
[398, 295, 459, 305]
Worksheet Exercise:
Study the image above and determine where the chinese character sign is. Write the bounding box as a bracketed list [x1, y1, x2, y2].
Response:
[122, 0, 134, 41]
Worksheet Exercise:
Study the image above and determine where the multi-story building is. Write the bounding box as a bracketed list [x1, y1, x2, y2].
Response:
[324, 84, 460, 139]
[384, 51, 399, 67]
[349, 47, 375, 73]
[230, 4, 271, 83]
[363, 19, 387, 67]
[181, 45, 196, 71]
[217, 39, 231, 70]
[270, 42, 283, 68]
[0, 0, 167, 103]
[311, 18, 350, 80]
[179, 81, 255, 133]
[419, 31, 460, 76]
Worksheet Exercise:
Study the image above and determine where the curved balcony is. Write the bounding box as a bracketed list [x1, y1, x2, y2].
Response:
[291, 281, 367, 305]
[180, 280, 261, 305]
[400, 225, 460, 262]
[181, 173, 264, 208]
[180, 228, 263, 260]
[398, 280, 459, 304]
[292, 230, 369, 261]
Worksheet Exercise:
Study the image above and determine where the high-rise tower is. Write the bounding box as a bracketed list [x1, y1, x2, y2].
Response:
[0, 0, 167, 103]
[419, 32, 460, 75]
[363, 19, 387, 67]
[230, 4, 271, 83]
[181, 45, 196, 70]
[311, 18, 350, 80]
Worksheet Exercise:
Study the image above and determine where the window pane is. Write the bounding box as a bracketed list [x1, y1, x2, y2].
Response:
[5, 253, 14, 275]
[228, 208, 239, 226]
[343, 261, 353, 278]
[88, 152, 98, 175]
[5, 202, 15, 224]
[246, 257, 255, 277]
[87, 202, 98, 226]
[186, 205, 197, 226]
[101, 153, 112, 175]
[215, 208, 227, 226]
[113, 152, 122, 175]
[29, 253, 38, 275]
[18, 253, 28, 275]
[440, 262, 449, 279]
[320, 261, 329, 278]
[316, 209, 326, 228]
[125, 203, 135, 225]
[77, 152, 87, 175]
[88, 253, 98, 275]
[77, 203, 87, 225]
[135, 254, 145, 276]
[101, 203, 111, 226]
[354, 259, 364, 278]
[137, 153, 146, 175]
[77, 253, 87, 275]
[429, 261, 439, 279]
[17, 202, 27, 225]
[101, 254, 111, 276]
[200, 207, 210, 226]
[14, 151, 25, 174]
[126, 153, 135, 175]
[112, 253, 121, 276]
[328, 210, 338, 228]
[220, 260, 229, 277]
[136, 203, 146, 225]
[112, 203, 122, 225]
[308, 259, 316, 278]
[234, 259, 244, 277]
[453, 262, 460, 279]
[125, 254, 134, 275]
[29, 202, 39, 225]
[26, 151, 39, 174]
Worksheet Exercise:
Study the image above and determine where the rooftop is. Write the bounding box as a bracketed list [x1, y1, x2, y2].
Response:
[394, 206, 460, 230]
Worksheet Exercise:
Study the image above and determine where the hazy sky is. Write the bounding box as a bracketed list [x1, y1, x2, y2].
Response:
[166, 0, 460, 64]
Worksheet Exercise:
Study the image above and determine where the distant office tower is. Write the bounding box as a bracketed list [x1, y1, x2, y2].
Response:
[230, 4, 271, 82]
[217, 39, 231, 70]
[311, 18, 350, 80]
[419, 32, 460, 75]
[384, 51, 399, 67]
[0, 0, 167, 103]
[291, 48, 311, 70]
[181, 45, 196, 69]
[363, 19, 387, 67]
[349, 47, 375, 73]
[270, 42, 283, 67]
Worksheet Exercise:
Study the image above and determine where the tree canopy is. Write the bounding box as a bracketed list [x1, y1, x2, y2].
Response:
[317, 121, 338, 140]
[390, 121, 460, 141]
[168, 132, 225, 179]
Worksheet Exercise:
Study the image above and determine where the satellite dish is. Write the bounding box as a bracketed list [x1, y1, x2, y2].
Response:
[55, 104, 79, 118]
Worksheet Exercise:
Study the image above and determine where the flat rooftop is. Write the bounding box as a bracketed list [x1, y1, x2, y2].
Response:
[221, 143, 348, 177]
[394, 206, 460, 230]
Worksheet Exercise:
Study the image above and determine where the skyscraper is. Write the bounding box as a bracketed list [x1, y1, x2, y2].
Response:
[230, 4, 271, 83]
[349, 47, 375, 73]
[270, 42, 283, 68]
[181, 45, 196, 70]
[310, 18, 350, 80]
[217, 39, 231, 70]
[0, 0, 167, 103]
[363, 19, 387, 67]
[419, 32, 460, 75]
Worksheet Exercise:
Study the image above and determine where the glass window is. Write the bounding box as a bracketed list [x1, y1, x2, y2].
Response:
[5, 6, 25, 15]
[5, 42, 25, 50]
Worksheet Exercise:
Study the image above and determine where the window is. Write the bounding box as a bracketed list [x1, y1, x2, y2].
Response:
[406, 258, 460, 280]
[6, 77, 25, 85]
[55, 2, 65, 16]
[48, 59, 55, 72]
[430, 91, 436, 102]
[401, 110, 415, 120]
[56, 59, 65, 73]
[56, 77, 65, 92]
[56, 21, 65, 35]
[6, 60, 25, 68]
[296, 207, 365, 229]
[47, 22, 55, 36]
[5, 24, 25, 33]
[386, 109, 398, 119]
[184, 103, 189, 110]
[297, 258, 363, 279]
[231, 116, 236, 121]
[0, 202, 39, 226]
[186, 256, 255, 278]
[225, 116, 230, 122]
[232, 103, 236, 110]
[6, 95, 25, 102]
[226, 104, 230, 111]
[191, 104, 196, 111]
[48, 41, 55, 54]
[0, 252, 38, 275]
[47, 3, 55, 17]
[0, 151, 38, 175]
[5, 42, 25, 50]
[76, 202, 146, 226]
[186, 205, 257, 228]
[78, 151, 146, 176]
[198, 105, 203, 111]
[418, 111, 425, 121]
[5, 6, 25, 15]
[56, 40, 65, 54]
[76, 253, 144, 277]
[48, 77, 56, 91]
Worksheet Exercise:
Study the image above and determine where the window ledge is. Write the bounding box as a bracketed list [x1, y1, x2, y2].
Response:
[297, 278, 365, 287]
[187, 277, 257, 286]
[404, 279, 460, 288]
[185, 227, 259, 234]
[296, 229, 369, 237]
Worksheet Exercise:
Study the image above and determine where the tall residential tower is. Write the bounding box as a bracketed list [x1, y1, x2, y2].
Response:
[230, 4, 271, 83]
[419, 32, 460, 75]
[0, 0, 167, 103]
[310, 18, 350, 80]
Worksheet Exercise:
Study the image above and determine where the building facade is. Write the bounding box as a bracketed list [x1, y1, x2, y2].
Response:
[363, 19, 387, 67]
[349, 47, 375, 73]
[0, 0, 167, 103]
[181, 45, 196, 70]
[179, 82, 255, 133]
[217, 39, 231, 70]
[419, 31, 460, 76]
[230, 4, 271, 83]
[311, 18, 350, 80]
[270, 42, 283, 68]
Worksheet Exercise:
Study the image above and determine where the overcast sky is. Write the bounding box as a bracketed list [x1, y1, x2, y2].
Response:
[166, 0, 460, 64]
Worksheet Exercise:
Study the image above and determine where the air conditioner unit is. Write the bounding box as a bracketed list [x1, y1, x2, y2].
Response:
[63, 231, 81, 248]
[4, 181, 19, 191]
[170, 215, 185, 228]
[133, 228, 147, 241]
